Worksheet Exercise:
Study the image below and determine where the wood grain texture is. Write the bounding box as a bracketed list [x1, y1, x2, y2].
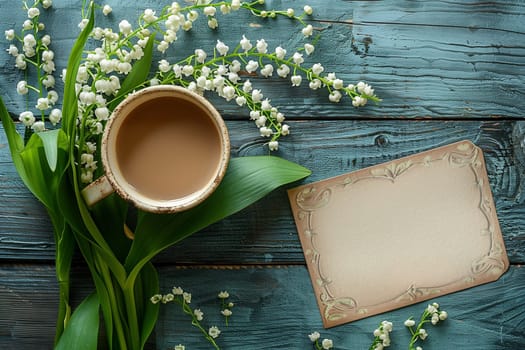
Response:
[2, 120, 524, 263]
[0, 1, 524, 119]
[1, 264, 524, 349]
[1, 1, 525, 349]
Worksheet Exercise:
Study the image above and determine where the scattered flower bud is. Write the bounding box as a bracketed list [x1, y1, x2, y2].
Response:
[245, 60, 259, 73]
[404, 319, 416, 327]
[302, 24, 313, 37]
[256, 39, 268, 53]
[19, 111, 35, 126]
[216, 40, 229, 56]
[208, 326, 221, 339]
[309, 79, 322, 90]
[292, 52, 304, 65]
[439, 311, 448, 320]
[304, 43, 315, 55]
[277, 64, 290, 78]
[231, 0, 241, 10]
[194, 309, 204, 321]
[119, 20, 132, 35]
[78, 18, 89, 31]
[158, 59, 171, 73]
[27, 7, 40, 19]
[268, 140, 279, 151]
[308, 331, 321, 342]
[15, 54, 27, 70]
[275, 46, 287, 59]
[322, 338, 334, 349]
[7, 44, 18, 56]
[304, 5, 314, 15]
[194, 49, 207, 63]
[16, 80, 28, 95]
[207, 18, 218, 29]
[102, 4, 112, 16]
[240, 35, 252, 51]
[203, 6, 216, 16]
[31, 121, 46, 133]
[182, 292, 191, 304]
[143, 9, 157, 23]
[5, 29, 15, 41]
[47, 90, 59, 104]
[260, 126, 272, 137]
[260, 64, 274, 77]
[291, 75, 302, 86]
[221, 309, 233, 317]
[49, 108, 62, 125]
[36, 97, 50, 110]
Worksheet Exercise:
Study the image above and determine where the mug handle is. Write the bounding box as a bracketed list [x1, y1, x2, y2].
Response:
[81, 175, 115, 207]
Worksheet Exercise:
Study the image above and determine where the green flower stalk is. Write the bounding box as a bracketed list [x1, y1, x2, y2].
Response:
[218, 290, 234, 326]
[404, 303, 448, 350]
[308, 331, 334, 350]
[152, 287, 222, 350]
[368, 320, 393, 350]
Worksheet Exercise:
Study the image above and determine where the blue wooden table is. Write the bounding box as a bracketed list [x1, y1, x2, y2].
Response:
[1, 1, 524, 349]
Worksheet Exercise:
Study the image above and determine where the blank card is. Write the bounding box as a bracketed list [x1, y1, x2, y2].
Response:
[287, 140, 509, 328]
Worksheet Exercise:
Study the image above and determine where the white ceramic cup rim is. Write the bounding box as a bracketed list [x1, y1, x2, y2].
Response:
[94, 85, 230, 213]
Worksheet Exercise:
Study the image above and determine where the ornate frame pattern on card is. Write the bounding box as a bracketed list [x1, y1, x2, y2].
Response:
[288, 141, 509, 328]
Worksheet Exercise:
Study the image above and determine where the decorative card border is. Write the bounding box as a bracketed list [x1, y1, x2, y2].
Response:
[288, 141, 509, 328]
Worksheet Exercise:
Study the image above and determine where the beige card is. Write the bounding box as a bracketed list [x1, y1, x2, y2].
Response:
[288, 140, 509, 328]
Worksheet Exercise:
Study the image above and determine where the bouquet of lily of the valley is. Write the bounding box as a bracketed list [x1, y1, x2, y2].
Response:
[1, 1, 378, 349]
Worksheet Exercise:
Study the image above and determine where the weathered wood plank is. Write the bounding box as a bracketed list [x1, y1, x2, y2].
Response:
[2, 120, 524, 264]
[0, 1, 523, 118]
[156, 265, 525, 349]
[1, 1, 524, 349]
[1, 263, 524, 349]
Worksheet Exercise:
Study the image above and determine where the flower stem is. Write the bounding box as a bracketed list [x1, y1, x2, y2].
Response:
[180, 301, 221, 350]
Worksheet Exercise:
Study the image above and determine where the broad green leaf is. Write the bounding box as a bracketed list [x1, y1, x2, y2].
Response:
[125, 156, 310, 272]
[90, 193, 131, 263]
[56, 0, 127, 287]
[36, 129, 68, 172]
[74, 236, 116, 350]
[53, 222, 75, 345]
[19, 132, 68, 210]
[0, 97, 31, 189]
[55, 292, 100, 350]
[2, 100, 75, 345]
[137, 262, 160, 348]
[57, 169, 128, 288]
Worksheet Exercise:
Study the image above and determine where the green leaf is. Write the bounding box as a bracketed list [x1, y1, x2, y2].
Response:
[19, 132, 69, 210]
[62, 2, 95, 137]
[125, 156, 310, 272]
[137, 262, 160, 348]
[36, 129, 68, 172]
[51, 216, 75, 344]
[74, 237, 116, 350]
[90, 193, 131, 263]
[0, 97, 31, 188]
[55, 292, 100, 350]
[56, 0, 127, 287]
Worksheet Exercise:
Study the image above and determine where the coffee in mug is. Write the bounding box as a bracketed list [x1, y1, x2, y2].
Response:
[82, 85, 230, 213]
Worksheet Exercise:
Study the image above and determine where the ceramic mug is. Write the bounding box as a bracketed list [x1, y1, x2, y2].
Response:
[81, 85, 230, 213]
